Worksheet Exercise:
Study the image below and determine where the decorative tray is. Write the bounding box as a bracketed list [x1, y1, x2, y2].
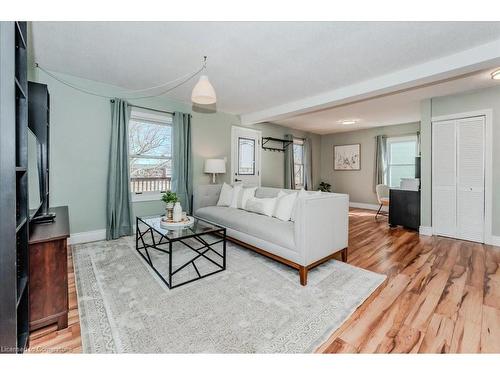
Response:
[160, 215, 194, 229]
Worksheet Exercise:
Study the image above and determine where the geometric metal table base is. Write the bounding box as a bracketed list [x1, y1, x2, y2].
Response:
[136, 216, 226, 289]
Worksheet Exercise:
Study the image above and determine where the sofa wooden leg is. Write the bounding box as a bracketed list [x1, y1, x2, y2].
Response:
[299, 266, 308, 286]
[341, 247, 348, 263]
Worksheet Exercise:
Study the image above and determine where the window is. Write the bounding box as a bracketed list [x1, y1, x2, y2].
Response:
[293, 138, 305, 189]
[386, 135, 418, 188]
[128, 110, 172, 201]
[238, 137, 255, 175]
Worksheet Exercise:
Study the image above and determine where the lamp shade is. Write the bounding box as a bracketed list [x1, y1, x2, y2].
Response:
[191, 75, 217, 105]
[204, 159, 226, 174]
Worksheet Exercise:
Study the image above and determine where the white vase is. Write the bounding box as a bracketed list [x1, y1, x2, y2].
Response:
[173, 202, 182, 222]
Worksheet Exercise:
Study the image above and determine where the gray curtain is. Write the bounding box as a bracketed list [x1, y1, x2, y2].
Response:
[374, 135, 387, 192]
[106, 99, 133, 240]
[303, 137, 313, 190]
[284, 134, 295, 189]
[172, 112, 193, 213]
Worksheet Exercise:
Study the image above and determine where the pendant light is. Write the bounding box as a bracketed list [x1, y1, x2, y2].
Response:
[191, 56, 217, 105]
[491, 68, 500, 80]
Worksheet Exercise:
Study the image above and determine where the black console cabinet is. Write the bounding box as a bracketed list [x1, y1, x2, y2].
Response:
[389, 189, 421, 231]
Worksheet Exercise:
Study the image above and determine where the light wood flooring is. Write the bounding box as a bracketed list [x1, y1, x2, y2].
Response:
[28, 208, 500, 353]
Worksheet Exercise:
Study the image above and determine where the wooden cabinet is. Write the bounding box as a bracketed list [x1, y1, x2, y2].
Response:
[29, 206, 70, 331]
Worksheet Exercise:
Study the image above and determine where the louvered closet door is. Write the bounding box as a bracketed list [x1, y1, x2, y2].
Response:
[433, 120, 457, 237]
[456, 117, 485, 242]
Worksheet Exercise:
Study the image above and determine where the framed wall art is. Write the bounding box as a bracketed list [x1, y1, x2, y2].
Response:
[334, 144, 361, 170]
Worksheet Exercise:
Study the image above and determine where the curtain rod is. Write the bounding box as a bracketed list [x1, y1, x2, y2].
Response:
[110, 100, 174, 115]
[381, 131, 420, 138]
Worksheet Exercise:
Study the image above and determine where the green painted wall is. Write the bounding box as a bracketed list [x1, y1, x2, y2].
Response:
[320, 122, 421, 205]
[29, 68, 320, 234]
[422, 85, 500, 236]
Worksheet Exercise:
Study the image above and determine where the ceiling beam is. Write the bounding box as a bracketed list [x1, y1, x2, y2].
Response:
[240, 38, 500, 125]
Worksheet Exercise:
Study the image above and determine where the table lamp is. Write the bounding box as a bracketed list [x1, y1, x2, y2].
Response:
[204, 159, 226, 183]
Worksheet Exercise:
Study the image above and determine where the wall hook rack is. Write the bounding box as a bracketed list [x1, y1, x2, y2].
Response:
[261, 137, 293, 152]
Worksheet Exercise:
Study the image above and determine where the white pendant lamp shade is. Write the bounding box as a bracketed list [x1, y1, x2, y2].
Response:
[191, 75, 217, 105]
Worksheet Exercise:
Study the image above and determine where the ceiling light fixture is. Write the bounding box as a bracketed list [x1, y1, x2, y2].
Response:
[339, 120, 357, 125]
[491, 69, 500, 80]
[191, 56, 217, 105]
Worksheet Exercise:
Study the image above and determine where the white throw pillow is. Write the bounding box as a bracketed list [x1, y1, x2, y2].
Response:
[290, 188, 308, 222]
[216, 183, 233, 207]
[274, 190, 298, 221]
[245, 196, 277, 217]
[229, 184, 243, 208]
[237, 186, 257, 209]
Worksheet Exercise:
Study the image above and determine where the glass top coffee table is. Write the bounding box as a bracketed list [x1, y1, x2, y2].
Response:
[135, 215, 226, 289]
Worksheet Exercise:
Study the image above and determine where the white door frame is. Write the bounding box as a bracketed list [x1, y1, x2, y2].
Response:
[230, 125, 262, 186]
[431, 109, 493, 245]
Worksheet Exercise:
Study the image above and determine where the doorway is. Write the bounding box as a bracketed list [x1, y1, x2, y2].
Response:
[431, 110, 493, 244]
[230, 126, 262, 186]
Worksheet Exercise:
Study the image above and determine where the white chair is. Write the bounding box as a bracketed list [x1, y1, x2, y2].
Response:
[375, 184, 390, 220]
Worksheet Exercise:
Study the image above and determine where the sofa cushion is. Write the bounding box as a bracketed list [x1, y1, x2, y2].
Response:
[195, 206, 295, 250]
[216, 182, 234, 206]
[245, 196, 277, 217]
[237, 186, 257, 209]
[229, 184, 242, 208]
[274, 190, 297, 221]
[255, 187, 295, 198]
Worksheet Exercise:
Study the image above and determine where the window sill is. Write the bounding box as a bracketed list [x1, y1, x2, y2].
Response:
[131, 192, 163, 203]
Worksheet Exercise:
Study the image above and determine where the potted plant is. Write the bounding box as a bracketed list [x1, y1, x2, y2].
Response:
[318, 181, 332, 192]
[161, 191, 178, 221]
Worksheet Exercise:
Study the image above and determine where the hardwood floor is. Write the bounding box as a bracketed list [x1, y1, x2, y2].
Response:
[318, 209, 500, 353]
[28, 208, 500, 353]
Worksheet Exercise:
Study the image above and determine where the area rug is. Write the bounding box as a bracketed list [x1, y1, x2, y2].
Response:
[72, 235, 385, 353]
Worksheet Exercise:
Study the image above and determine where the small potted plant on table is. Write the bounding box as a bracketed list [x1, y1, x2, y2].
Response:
[161, 191, 178, 221]
[319, 181, 332, 192]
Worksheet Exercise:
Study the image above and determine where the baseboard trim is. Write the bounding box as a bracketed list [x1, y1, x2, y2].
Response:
[419, 226, 433, 236]
[68, 229, 106, 245]
[349, 201, 388, 212]
[488, 235, 500, 247]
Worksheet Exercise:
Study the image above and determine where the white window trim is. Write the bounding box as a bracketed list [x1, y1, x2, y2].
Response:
[386, 135, 418, 188]
[129, 110, 173, 203]
[293, 138, 305, 189]
[131, 191, 164, 203]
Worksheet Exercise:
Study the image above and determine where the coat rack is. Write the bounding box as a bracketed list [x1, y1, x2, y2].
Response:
[261, 137, 293, 152]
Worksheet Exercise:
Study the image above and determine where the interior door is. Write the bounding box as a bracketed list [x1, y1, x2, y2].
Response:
[432, 120, 457, 238]
[231, 126, 261, 186]
[456, 116, 485, 242]
[432, 116, 485, 243]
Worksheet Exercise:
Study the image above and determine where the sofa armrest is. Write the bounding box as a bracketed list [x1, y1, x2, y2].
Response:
[193, 184, 222, 213]
[294, 193, 349, 266]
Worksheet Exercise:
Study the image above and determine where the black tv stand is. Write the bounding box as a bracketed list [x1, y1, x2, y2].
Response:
[31, 212, 56, 224]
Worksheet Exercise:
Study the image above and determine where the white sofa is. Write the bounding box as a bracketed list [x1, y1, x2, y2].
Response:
[193, 185, 349, 285]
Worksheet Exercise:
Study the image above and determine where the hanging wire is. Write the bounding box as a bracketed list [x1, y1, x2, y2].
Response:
[34, 57, 207, 100]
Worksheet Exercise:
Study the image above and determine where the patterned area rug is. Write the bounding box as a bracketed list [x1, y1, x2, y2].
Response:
[72, 235, 385, 353]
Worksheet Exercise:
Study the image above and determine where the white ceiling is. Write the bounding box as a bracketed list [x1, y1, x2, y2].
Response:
[274, 70, 500, 134]
[31, 21, 500, 117]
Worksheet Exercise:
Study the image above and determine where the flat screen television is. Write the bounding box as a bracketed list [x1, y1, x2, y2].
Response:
[27, 128, 43, 219]
[28, 81, 55, 223]
[415, 156, 421, 179]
